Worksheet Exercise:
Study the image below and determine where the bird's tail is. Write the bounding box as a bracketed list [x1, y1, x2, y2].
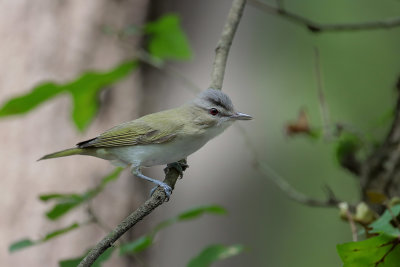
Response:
[38, 148, 85, 161]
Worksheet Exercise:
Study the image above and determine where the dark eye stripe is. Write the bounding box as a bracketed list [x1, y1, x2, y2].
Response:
[206, 97, 229, 111]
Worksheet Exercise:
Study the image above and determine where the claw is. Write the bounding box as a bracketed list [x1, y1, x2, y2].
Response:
[150, 183, 172, 201]
[165, 160, 189, 179]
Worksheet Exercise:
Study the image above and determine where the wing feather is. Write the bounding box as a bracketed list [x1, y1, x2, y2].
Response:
[77, 109, 184, 148]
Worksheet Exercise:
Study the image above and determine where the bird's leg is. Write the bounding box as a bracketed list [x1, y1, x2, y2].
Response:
[131, 166, 172, 200]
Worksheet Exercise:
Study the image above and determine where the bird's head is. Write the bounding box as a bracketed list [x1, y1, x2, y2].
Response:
[191, 89, 252, 130]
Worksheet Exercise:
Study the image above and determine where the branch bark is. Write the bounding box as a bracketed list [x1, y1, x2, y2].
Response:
[249, 0, 400, 33]
[210, 0, 247, 90]
[78, 1, 248, 265]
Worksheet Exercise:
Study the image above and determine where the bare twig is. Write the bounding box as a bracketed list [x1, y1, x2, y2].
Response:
[345, 209, 358, 241]
[249, 0, 400, 33]
[210, 0, 247, 90]
[313, 47, 331, 138]
[235, 124, 341, 208]
[258, 162, 340, 207]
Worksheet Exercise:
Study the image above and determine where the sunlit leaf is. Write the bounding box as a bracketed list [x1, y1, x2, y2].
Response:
[119, 236, 153, 255]
[9, 239, 35, 253]
[369, 204, 400, 237]
[67, 61, 138, 131]
[337, 234, 400, 267]
[145, 14, 191, 60]
[0, 83, 64, 117]
[187, 244, 245, 267]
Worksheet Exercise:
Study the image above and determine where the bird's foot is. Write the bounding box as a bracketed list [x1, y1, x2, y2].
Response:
[150, 182, 172, 201]
[164, 159, 189, 179]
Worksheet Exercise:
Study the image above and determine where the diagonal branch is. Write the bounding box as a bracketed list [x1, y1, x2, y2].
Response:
[249, 0, 400, 33]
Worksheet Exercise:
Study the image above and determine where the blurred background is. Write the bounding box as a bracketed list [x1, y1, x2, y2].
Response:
[1, 0, 400, 266]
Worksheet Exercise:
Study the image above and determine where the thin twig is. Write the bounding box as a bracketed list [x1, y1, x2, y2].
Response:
[210, 0, 247, 90]
[345, 209, 358, 241]
[313, 47, 331, 138]
[235, 124, 341, 207]
[248, 0, 400, 33]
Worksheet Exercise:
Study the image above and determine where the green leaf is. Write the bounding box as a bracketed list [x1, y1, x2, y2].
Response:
[336, 133, 361, 165]
[177, 205, 227, 221]
[45, 198, 85, 220]
[337, 234, 400, 267]
[119, 236, 153, 255]
[0, 60, 138, 132]
[39, 193, 82, 202]
[118, 205, 227, 256]
[59, 257, 83, 267]
[187, 244, 245, 267]
[66, 60, 138, 131]
[369, 204, 400, 237]
[153, 205, 227, 233]
[0, 83, 64, 117]
[145, 14, 191, 60]
[9, 223, 82, 253]
[9, 239, 35, 253]
[43, 223, 80, 241]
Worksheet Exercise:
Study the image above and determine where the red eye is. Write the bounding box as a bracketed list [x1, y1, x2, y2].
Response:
[209, 108, 219, 116]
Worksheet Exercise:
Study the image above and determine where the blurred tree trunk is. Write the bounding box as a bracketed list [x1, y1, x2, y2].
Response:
[0, 1, 149, 266]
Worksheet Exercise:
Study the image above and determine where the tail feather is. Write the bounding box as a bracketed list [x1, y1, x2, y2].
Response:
[38, 148, 84, 161]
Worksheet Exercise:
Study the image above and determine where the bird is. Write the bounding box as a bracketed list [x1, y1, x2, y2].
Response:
[39, 89, 252, 198]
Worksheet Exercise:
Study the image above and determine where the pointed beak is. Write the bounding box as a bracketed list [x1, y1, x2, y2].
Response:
[230, 112, 253, 120]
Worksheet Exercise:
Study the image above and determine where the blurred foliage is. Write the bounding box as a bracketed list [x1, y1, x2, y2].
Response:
[0, 13, 192, 132]
[9, 222, 80, 253]
[39, 167, 123, 220]
[0, 61, 137, 131]
[187, 244, 245, 267]
[59, 247, 115, 267]
[53, 205, 230, 266]
[145, 14, 192, 61]
[119, 205, 227, 256]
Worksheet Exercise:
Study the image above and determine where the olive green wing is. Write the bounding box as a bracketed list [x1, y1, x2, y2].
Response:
[77, 110, 184, 148]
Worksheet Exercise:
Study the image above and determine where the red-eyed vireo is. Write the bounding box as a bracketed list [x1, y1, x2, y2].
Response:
[39, 89, 252, 197]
